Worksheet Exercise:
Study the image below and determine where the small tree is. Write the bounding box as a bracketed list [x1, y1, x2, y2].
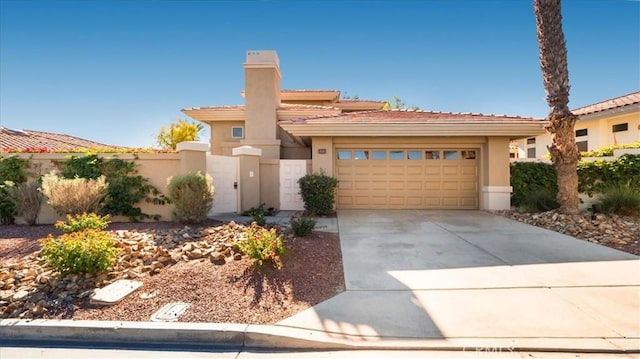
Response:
[155, 119, 204, 150]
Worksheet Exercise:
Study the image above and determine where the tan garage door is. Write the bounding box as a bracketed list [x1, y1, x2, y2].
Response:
[336, 148, 478, 209]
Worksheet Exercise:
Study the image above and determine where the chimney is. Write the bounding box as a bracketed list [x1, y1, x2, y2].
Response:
[243, 51, 281, 146]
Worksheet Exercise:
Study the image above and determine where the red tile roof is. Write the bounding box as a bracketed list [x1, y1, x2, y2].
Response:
[280, 109, 544, 124]
[573, 91, 640, 116]
[0, 127, 114, 151]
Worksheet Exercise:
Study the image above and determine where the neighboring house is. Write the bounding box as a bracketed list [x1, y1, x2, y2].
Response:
[183, 50, 545, 212]
[0, 127, 114, 151]
[516, 91, 640, 158]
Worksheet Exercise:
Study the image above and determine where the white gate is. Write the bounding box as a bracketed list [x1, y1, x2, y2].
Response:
[207, 155, 239, 214]
[279, 160, 309, 211]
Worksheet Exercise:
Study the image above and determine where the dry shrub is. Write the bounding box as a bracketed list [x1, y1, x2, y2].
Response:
[41, 172, 108, 216]
[167, 171, 214, 223]
[9, 180, 44, 225]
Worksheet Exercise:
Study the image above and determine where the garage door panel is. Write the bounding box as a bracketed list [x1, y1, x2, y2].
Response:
[336, 147, 478, 209]
[442, 166, 459, 175]
[406, 180, 423, 190]
[425, 167, 441, 175]
[407, 166, 423, 175]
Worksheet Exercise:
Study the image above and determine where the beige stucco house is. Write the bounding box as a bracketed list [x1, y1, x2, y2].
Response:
[516, 91, 640, 158]
[183, 50, 545, 212]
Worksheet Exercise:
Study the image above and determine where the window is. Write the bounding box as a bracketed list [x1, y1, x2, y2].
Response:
[337, 150, 351, 160]
[231, 126, 244, 139]
[372, 151, 386, 160]
[425, 151, 440, 160]
[407, 151, 422, 160]
[576, 141, 588, 152]
[444, 151, 458, 160]
[527, 148, 536, 158]
[389, 151, 404, 160]
[510, 152, 516, 159]
[462, 150, 476, 159]
[612, 123, 628, 133]
[527, 137, 536, 145]
[354, 150, 369, 160]
[575, 128, 588, 137]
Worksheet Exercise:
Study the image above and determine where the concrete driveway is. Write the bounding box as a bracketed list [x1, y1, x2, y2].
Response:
[278, 210, 640, 352]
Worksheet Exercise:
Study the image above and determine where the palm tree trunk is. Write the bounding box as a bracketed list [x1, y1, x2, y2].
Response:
[534, 0, 580, 214]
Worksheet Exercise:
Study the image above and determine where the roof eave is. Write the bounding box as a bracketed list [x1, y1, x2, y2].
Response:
[279, 123, 547, 138]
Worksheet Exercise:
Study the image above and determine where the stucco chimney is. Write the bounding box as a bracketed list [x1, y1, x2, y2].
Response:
[243, 51, 281, 150]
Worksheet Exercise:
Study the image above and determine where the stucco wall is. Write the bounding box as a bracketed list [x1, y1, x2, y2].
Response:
[259, 159, 280, 211]
[517, 110, 639, 158]
[1, 153, 182, 224]
[209, 121, 244, 155]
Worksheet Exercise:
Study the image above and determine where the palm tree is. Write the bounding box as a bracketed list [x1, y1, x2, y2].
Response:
[534, 0, 580, 214]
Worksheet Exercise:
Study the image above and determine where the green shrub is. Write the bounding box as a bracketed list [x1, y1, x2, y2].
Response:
[290, 215, 316, 237]
[0, 156, 29, 224]
[40, 230, 121, 275]
[166, 171, 214, 223]
[578, 154, 640, 196]
[510, 162, 558, 207]
[60, 155, 168, 221]
[41, 172, 108, 215]
[242, 203, 268, 226]
[54, 213, 110, 233]
[236, 223, 286, 268]
[600, 182, 640, 216]
[8, 180, 43, 225]
[0, 182, 17, 225]
[519, 189, 559, 212]
[298, 172, 339, 215]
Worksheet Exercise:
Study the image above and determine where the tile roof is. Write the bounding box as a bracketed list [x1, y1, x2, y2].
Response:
[0, 127, 114, 151]
[280, 89, 340, 93]
[573, 91, 640, 116]
[338, 99, 386, 103]
[279, 103, 340, 110]
[182, 105, 245, 111]
[280, 109, 544, 124]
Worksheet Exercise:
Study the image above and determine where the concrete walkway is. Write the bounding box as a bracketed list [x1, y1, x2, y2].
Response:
[210, 210, 338, 233]
[277, 210, 640, 352]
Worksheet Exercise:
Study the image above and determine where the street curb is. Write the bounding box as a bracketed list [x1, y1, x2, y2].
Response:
[1, 319, 638, 353]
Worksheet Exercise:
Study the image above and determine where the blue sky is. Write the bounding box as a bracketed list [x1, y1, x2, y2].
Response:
[1, 0, 638, 148]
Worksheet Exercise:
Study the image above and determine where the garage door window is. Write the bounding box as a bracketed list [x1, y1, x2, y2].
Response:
[425, 151, 440, 160]
[337, 150, 351, 160]
[354, 150, 369, 160]
[372, 150, 386, 160]
[462, 150, 476, 159]
[407, 151, 422, 160]
[390, 151, 404, 160]
[444, 151, 458, 160]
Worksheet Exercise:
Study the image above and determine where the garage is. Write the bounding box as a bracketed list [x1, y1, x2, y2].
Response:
[335, 147, 478, 209]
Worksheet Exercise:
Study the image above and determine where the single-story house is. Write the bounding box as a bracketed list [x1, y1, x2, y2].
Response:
[516, 91, 640, 158]
[183, 50, 546, 212]
[0, 127, 114, 152]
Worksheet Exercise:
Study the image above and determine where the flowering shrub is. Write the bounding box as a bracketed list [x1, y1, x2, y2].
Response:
[290, 214, 316, 237]
[236, 223, 286, 268]
[55, 213, 110, 233]
[40, 230, 121, 275]
[1, 147, 176, 154]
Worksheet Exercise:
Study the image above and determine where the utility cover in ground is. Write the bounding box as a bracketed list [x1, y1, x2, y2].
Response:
[90, 279, 143, 305]
[151, 302, 190, 322]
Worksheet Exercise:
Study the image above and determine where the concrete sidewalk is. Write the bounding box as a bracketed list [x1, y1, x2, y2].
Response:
[277, 210, 640, 352]
[1, 210, 638, 353]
